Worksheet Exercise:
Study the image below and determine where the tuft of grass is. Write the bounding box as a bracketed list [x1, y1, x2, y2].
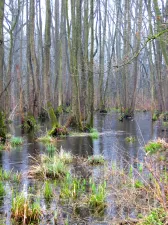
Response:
[44, 181, 53, 200]
[134, 180, 144, 189]
[0, 168, 21, 182]
[138, 163, 143, 173]
[10, 136, 23, 147]
[0, 144, 5, 150]
[138, 208, 166, 225]
[29, 154, 68, 180]
[60, 174, 86, 200]
[11, 192, 41, 224]
[145, 141, 162, 154]
[46, 144, 56, 155]
[88, 181, 106, 215]
[37, 135, 55, 144]
[88, 154, 105, 165]
[0, 182, 5, 197]
[12, 172, 21, 183]
[125, 136, 136, 143]
[59, 148, 73, 164]
[0, 168, 11, 181]
[89, 128, 99, 139]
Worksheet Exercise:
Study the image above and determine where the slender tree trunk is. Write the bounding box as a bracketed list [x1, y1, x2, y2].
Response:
[0, 0, 4, 109]
[130, 0, 142, 112]
[44, 0, 51, 106]
[29, 0, 39, 115]
[87, 0, 94, 127]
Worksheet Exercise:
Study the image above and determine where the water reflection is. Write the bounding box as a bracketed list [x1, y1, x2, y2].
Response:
[1, 112, 167, 173]
[0, 112, 167, 224]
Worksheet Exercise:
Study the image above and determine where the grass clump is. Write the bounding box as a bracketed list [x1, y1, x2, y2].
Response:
[44, 181, 53, 200]
[89, 181, 106, 215]
[0, 182, 5, 197]
[145, 141, 162, 154]
[10, 136, 23, 147]
[37, 135, 55, 144]
[60, 174, 86, 200]
[0, 144, 4, 150]
[125, 136, 136, 143]
[59, 148, 73, 163]
[29, 154, 68, 180]
[88, 154, 105, 165]
[0, 168, 11, 181]
[134, 180, 144, 189]
[46, 144, 56, 156]
[89, 128, 99, 139]
[138, 208, 167, 225]
[11, 192, 41, 224]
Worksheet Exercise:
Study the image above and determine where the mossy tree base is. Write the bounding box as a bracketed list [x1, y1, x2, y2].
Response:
[21, 114, 38, 132]
[65, 116, 83, 131]
[48, 126, 69, 137]
[0, 111, 7, 143]
[119, 108, 134, 121]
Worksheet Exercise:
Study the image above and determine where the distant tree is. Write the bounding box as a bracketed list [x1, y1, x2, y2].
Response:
[0, 0, 4, 109]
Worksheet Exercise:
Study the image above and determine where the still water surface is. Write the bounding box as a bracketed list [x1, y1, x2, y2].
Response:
[0, 112, 166, 224]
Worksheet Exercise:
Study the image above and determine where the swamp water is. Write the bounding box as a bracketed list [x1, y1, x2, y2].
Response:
[0, 112, 167, 225]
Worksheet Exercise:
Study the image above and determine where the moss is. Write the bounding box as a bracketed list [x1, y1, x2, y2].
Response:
[162, 112, 168, 121]
[22, 114, 38, 132]
[38, 108, 49, 121]
[152, 111, 160, 121]
[47, 102, 58, 127]
[55, 105, 63, 117]
[48, 126, 69, 137]
[0, 111, 7, 143]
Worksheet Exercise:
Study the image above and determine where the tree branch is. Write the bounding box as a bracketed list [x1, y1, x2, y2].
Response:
[114, 28, 168, 68]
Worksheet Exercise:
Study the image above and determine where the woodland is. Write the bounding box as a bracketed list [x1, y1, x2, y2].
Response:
[0, 1, 168, 224]
[0, 0, 168, 129]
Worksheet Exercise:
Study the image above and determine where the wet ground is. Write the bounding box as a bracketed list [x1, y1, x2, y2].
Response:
[0, 111, 167, 224]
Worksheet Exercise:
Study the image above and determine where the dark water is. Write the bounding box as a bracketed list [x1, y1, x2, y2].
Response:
[0, 112, 166, 224]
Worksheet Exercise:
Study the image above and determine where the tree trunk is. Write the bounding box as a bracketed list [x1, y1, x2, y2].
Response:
[44, 0, 51, 107]
[0, 0, 4, 109]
